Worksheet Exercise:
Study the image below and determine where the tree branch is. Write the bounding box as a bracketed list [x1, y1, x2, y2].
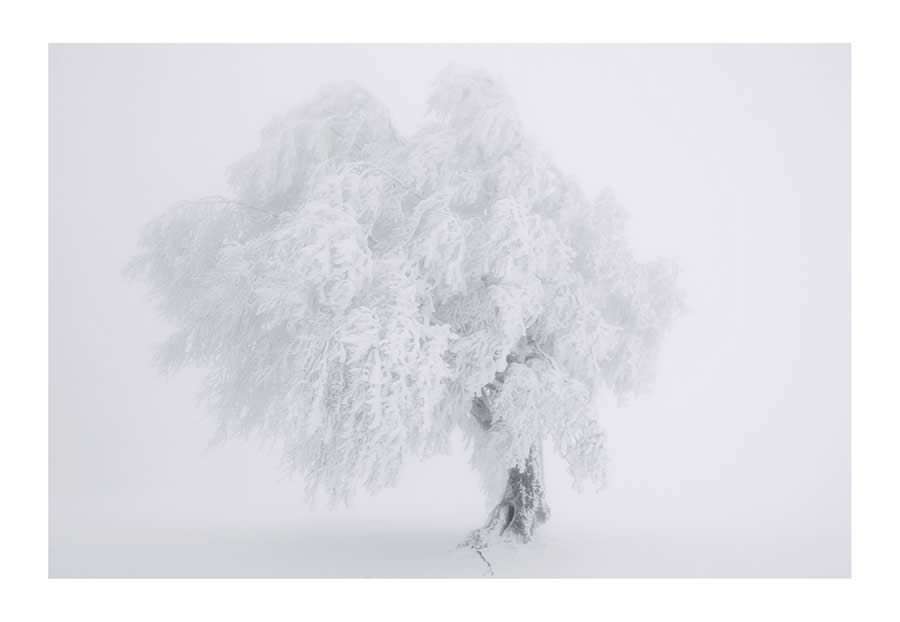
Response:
[350, 161, 424, 201]
[195, 195, 278, 218]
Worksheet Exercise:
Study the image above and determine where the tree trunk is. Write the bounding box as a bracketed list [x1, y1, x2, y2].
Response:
[501, 443, 550, 540]
[462, 443, 550, 549]
[462, 347, 551, 551]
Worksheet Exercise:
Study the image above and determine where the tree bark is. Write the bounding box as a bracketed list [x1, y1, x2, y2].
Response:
[462, 443, 550, 549]
[497, 442, 550, 541]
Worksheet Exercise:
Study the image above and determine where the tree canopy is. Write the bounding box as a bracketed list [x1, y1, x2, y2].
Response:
[130, 68, 681, 506]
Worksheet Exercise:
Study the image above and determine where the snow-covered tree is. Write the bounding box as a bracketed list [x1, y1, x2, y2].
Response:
[129, 68, 681, 550]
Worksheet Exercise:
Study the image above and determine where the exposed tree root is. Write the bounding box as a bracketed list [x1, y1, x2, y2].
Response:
[459, 501, 514, 551]
[475, 549, 494, 576]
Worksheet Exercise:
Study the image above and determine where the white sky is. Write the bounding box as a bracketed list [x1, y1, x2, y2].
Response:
[49, 44, 849, 577]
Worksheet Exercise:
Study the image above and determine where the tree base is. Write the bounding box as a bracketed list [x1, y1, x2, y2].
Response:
[460, 444, 550, 551]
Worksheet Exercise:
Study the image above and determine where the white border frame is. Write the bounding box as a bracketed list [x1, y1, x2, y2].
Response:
[4, 1, 898, 620]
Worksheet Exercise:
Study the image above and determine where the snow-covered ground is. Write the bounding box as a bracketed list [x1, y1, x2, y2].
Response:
[50, 446, 847, 577]
[52, 512, 846, 578]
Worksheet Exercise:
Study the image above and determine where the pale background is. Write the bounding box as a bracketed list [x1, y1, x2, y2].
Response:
[49, 44, 849, 577]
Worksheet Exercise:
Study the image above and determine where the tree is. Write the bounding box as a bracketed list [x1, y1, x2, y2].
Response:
[129, 68, 681, 553]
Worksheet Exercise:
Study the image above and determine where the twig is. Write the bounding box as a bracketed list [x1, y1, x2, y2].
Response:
[195, 195, 278, 218]
[350, 161, 424, 201]
[475, 549, 494, 577]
